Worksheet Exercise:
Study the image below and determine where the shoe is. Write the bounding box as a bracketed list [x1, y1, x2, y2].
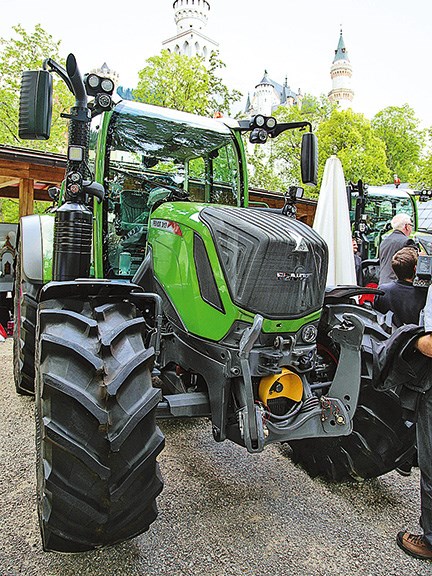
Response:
[396, 462, 412, 476]
[397, 531, 432, 560]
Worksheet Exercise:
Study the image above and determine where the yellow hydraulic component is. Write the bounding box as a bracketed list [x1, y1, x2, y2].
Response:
[258, 368, 303, 405]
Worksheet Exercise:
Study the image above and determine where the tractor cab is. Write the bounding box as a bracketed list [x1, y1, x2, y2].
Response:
[92, 101, 246, 277]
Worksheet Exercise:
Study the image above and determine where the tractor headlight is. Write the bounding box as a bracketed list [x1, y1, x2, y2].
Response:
[87, 74, 100, 89]
[101, 78, 114, 94]
[301, 324, 317, 343]
[96, 93, 112, 109]
[250, 128, 268, 144]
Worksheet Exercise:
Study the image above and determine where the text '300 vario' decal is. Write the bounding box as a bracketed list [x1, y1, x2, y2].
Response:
[151, 219, 183, 236]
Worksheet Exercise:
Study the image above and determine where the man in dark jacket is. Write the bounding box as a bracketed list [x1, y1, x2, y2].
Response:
[378, 213, 416, 285]
[371, 322, 432, 560]
[396, 331, 432, 560]
[375, 247, 427, 327]
[352, 236, 363, 285]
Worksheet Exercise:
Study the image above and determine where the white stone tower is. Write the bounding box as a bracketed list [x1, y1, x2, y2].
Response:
[252, 71, 276, 116]
[162, 0, 218, 61]
[246, 71, 302, 116]
[328, 29, 354, 109]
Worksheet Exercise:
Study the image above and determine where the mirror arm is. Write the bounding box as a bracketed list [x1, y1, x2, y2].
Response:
[270, 121, 312, 138]
[43, 58, 74, 94]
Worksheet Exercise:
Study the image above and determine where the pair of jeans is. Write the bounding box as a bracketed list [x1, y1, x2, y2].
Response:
[417, 385, 432, 548]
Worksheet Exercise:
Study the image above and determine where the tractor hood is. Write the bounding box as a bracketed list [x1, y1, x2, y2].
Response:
[148, 202, 328, 340]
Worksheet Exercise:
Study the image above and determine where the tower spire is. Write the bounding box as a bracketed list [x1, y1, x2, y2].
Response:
[328, 27, 354, 109]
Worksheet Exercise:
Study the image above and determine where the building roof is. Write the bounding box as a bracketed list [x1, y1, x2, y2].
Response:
[333, 29, 350, 63]
[255, 72, 298, 101]
[256, 70, 274, 87]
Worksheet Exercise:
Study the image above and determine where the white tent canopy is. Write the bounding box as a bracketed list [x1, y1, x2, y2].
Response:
[313, 155, 356, 286]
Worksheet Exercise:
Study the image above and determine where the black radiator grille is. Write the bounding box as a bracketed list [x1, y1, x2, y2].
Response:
[200, 206, 328, 319]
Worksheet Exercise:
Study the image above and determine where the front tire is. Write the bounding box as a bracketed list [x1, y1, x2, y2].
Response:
[288, 311, 416, 482]
[35, 296, 164, 552]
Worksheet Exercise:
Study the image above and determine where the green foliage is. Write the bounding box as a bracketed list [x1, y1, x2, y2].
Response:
[317, 109, 391, 185]
[0, 198, 51, 223]
[247, 141, 284, 192]
[0, 199, 19, 222]
[411, 129, 432, 188]
[134, 50, 241, 116]
[291, 93, 336, 129]
[0, 24, 72, 152]
[411, 156, 432, 189]
[207, 52, 242, 116]
[372, 104, 425, 182]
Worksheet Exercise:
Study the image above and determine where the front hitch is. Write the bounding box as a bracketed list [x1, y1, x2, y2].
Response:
[238, 314, 266, 453]
[326, 313, 365, 418]
[263, 312, 365, 443]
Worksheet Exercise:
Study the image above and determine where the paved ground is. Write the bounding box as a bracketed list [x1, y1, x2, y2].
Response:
[0, 337, 431, 576]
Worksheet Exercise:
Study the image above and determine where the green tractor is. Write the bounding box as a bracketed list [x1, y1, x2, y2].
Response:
[14, 54, 415, 553]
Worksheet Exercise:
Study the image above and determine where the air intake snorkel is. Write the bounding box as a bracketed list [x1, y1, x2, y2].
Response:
[50, 54, 94, 281]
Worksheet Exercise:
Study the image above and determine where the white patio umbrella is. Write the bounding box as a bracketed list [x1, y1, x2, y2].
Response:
[313, 155, 356, 286]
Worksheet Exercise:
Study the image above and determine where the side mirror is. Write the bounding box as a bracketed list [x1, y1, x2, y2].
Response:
[19, 70, 53, 140]
[47, 186, 60, 202]
[301, 132, 318, 186]
[346, 184, 353, 210]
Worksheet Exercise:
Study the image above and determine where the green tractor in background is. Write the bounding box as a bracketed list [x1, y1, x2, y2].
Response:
[348, 180, 432, 286]
[14, 54, 415, 553]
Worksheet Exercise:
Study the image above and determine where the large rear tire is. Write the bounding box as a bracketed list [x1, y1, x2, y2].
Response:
[35, 296, 164, 552]
[13, 239, 40, 395]
[288, 312, 417, 482]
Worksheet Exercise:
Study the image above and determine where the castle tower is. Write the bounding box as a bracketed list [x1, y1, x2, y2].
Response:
[162, 0, 218, 61]
[246, 71, 302, 116]
[328, 29, 354, 109]
[252, 71, 276, 116]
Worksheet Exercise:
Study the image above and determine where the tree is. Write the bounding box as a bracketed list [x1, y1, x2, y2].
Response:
[372, 104, 425, 183]
[0, 24, 72, 152]
[411, 127, 432, 189]
[247, 143, 284, 192]
[317, 109, 391, 185]
[0, 198, 52, 223]
[134, 50, 241, 116]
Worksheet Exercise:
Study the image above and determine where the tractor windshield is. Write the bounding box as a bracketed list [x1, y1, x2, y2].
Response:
[102, 101, 242, 277]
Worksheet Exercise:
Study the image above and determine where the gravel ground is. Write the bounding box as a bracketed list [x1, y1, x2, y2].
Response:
[0, 337, 431, 576]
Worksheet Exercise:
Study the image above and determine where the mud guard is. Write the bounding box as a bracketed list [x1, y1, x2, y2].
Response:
[20, 214, 54, 284]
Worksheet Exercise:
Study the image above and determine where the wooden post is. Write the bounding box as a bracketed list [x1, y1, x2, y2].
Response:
[19, 178, 34, 219]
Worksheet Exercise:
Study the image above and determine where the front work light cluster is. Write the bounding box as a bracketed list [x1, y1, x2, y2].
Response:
[249, 115, 277, 144]
[83, 73, 115, 110]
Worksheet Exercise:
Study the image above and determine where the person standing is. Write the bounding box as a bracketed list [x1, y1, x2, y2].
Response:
[378, 213, 416, 285]
[375, 247, 427, 327]
[352, 236, 363, 285]
[397, 331, 432, 560]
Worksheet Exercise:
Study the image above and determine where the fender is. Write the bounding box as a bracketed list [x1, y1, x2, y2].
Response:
[20, 214, 55, 284]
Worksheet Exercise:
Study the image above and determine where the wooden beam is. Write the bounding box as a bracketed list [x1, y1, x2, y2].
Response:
[0, 177, 19, 189]
[19, 178, 34, 218]
[0, 160, 65, 183]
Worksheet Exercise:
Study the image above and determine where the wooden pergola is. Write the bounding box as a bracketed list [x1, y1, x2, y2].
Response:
[0, 145, 317, 225]
[0, 145, 66, 219]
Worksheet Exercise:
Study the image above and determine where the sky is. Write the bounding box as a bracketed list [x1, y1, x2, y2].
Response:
[1, 0, 432, 127]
